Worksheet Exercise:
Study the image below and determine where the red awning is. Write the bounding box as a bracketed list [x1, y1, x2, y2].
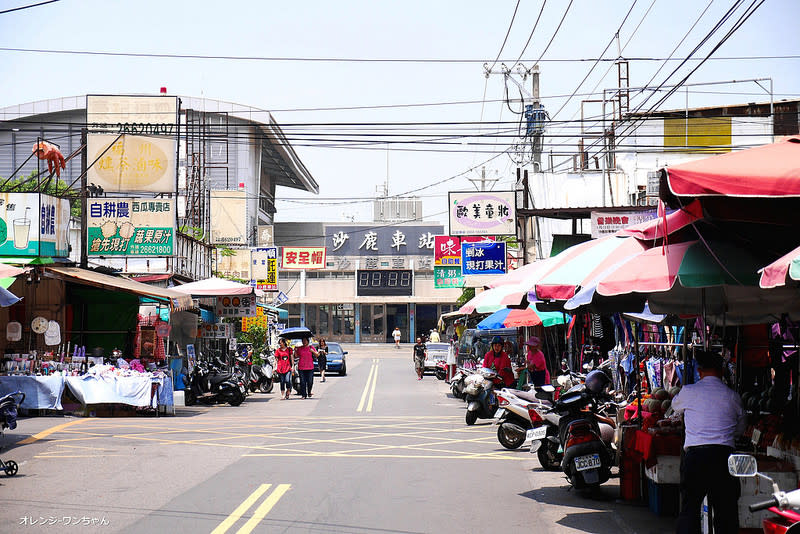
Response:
[617, 200, 703, 241]
[665, 137, 800, 198]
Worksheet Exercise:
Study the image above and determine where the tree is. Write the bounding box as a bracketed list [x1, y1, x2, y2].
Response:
[0, 171, 81, 217]
[237, 323, 268, 365]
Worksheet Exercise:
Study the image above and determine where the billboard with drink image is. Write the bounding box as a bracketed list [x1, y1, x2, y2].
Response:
[0, 193, 70, 257]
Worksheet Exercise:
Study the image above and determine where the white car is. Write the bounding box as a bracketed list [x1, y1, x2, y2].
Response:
[424, 342, 451, 372]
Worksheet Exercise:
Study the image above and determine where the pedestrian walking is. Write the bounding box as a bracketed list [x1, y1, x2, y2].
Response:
[293, 337, 318, 399]
[672, 350, 745, 534]
[413, 337, 426, 380]
[274, 338, 293, 400]
[392, 326, 402, 349]
[317, 338, 328, 383]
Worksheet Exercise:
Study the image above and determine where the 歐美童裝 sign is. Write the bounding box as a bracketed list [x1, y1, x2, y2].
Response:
[461, 241, 507, 275]
[87, 198, 175, 256]
[448, 191, 515, 236]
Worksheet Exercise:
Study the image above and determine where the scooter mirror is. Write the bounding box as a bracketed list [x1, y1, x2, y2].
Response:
[728, 454, 757, 477]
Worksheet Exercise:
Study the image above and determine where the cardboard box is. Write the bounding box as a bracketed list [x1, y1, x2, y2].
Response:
[738, 472, 798, 528]
[645, 455, 681, 484]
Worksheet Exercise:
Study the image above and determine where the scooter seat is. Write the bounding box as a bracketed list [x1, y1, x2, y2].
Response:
[509, 389, 541, 403]
[210, 373, 232, 384]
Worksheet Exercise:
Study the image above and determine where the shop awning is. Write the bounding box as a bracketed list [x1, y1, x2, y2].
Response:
[0, 256, 53, 265]
[43, 267, 193, 311]
[172, 277, 259, 297]
[259, 304, 288, 320]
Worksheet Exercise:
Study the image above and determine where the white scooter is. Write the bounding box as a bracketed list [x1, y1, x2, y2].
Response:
[494, 385, 556, 450]
[729, 454, 800, 532]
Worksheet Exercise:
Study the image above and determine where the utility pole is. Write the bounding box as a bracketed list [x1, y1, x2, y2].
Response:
[468, 166, 499, 191]
[531, 65, 542, 172]
[80, 127, 88, 269]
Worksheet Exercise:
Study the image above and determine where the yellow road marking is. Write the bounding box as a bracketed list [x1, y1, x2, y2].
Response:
[356, 363, 377, 412]
[236, 484, 291, 534]
[18, 418, 90, 444]
[211, 484, 272, 534]
[366, 363, 378, 412]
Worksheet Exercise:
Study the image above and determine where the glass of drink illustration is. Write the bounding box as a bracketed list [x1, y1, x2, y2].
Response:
[13, 207, 31, 249]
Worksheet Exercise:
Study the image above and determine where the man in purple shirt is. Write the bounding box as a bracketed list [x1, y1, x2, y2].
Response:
[672, 350, 745, 534]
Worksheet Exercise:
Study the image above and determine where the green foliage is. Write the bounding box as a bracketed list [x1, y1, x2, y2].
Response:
[457, 287, 475, 307]
[237, 323, 268, 364]
[178, 225, 205, 240]
[218, 246, 236, 257]
[0, 171, 81, 217]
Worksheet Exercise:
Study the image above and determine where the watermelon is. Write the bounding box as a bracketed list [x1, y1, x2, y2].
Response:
[668, 386, 682, 398]
[652, 388, 669, 401]
[661, 399, 671, 412]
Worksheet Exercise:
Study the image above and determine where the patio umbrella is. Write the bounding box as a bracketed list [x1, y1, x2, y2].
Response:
[759, 244, 800, 289]
[458, 258, 560, 314]
[476, 304, 570, 329]
[172, 277, 260, 296]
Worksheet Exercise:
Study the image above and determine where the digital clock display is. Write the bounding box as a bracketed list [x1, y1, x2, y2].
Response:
[356, 269, 413, 296]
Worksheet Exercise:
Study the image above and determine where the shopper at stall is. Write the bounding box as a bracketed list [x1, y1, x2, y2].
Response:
[294, 337, 318, 399]
[275, 338, 293, 400]
[483, 336, 514, 387]
[413, 338, 426, 380]
[671, 350, 745, 534]
[317, 338, 328, 383]
[524, 336, 551, 387]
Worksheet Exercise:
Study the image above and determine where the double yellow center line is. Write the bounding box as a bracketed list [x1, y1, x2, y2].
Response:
[211, 483, 291, 534]
[357, 358, 379, 413]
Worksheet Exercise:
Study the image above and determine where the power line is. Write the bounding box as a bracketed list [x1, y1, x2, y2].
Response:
[510, 0, 548, 70]
[487, 0, 522, 74]
[0, 0, 60, 15]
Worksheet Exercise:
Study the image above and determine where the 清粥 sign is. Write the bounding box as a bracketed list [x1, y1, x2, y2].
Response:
[434, 266, 464, 289]
[87, 198, 174, 256]
[461, 241, 507, 275]
[448, 191, 515, 236]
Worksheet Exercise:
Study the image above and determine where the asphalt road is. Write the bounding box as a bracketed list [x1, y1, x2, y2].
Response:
[0, 344, 676, 533]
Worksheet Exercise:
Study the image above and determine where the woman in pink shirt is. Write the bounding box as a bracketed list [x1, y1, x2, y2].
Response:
[525, 336, 550, 387]
[294, 337, 319, 399]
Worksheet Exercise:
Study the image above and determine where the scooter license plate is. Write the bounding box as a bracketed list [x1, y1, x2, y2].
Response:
[526, 426, 547, 441]
[493, 408, 504, 419]
[574, 453, 601, 472]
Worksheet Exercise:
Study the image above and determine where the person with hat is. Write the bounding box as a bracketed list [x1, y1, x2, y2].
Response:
[483, 336, 514, 387]
[524, 336, 550, 387]
[671, 350, 745, 534]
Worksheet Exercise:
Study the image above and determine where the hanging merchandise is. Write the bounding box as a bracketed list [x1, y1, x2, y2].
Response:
[6, 321, 21, 342]
[31, 316, 48, 334]
[44, 320, 61, 346]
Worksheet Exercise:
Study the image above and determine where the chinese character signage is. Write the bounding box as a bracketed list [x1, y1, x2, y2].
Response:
[434, 266, 464, 288]
[251, 247, 278, 290]
[87, 198, 175, 256]
[590, 210, 657, 238]
[215, 294, 256, 318]
[0, 193, 70, 257]
[325, 224, 443, 256]
[434, 235, 495, 267]
[199, 322, 232, 339]
[241, 315, 268, 332]
[216, 249, 250, 279]
[448, 191, 516, 236]
[281, 246, 326, 270]
[210, 190, 247, 245]
[461, 241, 507, 275]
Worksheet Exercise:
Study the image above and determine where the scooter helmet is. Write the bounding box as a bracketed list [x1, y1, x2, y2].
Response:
[491, 336, 503, 345]
[585, 369, 611, 395]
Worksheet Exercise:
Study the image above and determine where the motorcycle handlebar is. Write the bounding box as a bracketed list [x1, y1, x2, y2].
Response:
[748, 497, 778, 513]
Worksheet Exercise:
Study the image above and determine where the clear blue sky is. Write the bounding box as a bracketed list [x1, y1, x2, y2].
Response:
[1, 0, 798, 224]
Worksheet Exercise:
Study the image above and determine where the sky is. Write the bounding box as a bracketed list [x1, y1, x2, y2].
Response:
[0, 0, 798, 226]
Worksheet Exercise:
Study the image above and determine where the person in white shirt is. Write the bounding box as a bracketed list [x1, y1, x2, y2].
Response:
[392, 327, 402, 349]
[429, 330, 440, 343]
[671, 350, 745, 534]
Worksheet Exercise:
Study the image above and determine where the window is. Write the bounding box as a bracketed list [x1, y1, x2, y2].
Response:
[287, 304, 301, 328]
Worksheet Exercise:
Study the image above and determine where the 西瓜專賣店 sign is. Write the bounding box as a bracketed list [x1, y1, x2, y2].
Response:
[87, 198, 175, 256]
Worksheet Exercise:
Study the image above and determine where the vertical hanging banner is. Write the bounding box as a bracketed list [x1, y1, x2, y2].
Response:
[87, 198, 175, 256]
[86, 95, 178, 193]
[461, 241, 507, 275]
[251, 246, 278, 291]
[448, 191, 516, 236]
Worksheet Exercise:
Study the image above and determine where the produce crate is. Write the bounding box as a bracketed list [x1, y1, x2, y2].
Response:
[645, 455, 681, 484]
[647, 480, 680, 517]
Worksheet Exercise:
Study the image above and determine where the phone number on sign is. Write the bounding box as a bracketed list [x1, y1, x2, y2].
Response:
[131, 244, 173, 255]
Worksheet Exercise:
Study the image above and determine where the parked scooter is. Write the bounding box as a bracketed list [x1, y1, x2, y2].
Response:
[495, 385, 556, 450]
[184, 359, 246, 407]
[435, 360, 448, 381]
[464, 367, 501, 425]
[236, 354, 274, 394]
[729, 454, 800, 533]
[554, 370, 617, 489]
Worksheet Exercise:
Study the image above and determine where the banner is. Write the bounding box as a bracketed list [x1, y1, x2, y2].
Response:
[199, 322, 232, 339]
[215, 249, 251, 280]
[448, 191, 515, 236]
[251, 247, 278, 290]
[325, 224, 442, 256]
[461, 241, 507, 275]
[87, 197, 174, 256]
[215, 294, 256, 318]
[210, 190, 247, 245]
[590, 210, 657, 238]
[281, 246, 326, 270]
[0, 193, 70, 257]
[433, 235, 494, 267]
[434, 266, 464, 289]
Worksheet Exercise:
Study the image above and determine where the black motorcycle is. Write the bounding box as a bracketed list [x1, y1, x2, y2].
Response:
[184, 359, 246, 407]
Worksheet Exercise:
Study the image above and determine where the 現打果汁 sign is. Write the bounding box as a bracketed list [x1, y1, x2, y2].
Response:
[87, 198, 175, 256]
[448, 191, 515, 236]
[461, 241, 507, 275]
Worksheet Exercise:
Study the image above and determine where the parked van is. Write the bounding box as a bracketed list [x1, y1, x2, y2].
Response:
[457, 328, 519, 366]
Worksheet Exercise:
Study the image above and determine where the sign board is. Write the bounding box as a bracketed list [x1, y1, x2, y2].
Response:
[251, 247, 278, 290]
[590, 210, 657, 238]
[273, 292, 289, 306]
[434, 266, 464, 289]
[325, 224, 442, 256]
[448, 191, 515, 236]
[242, 315, 268, 332]
[215, 294, 256, 318]
[215, 249, 251, 280]
[199, 322, 232, 338]
[257, 225, 274, 246]
[461, 241, 507, 275]
[0, 193, 70, 257]
[87, 197, 175, 256]
[356, 269, 413, 297]
[433, 235, 495, 267]
[210, 190, 247, 245]
[281, 246, 326, 270]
